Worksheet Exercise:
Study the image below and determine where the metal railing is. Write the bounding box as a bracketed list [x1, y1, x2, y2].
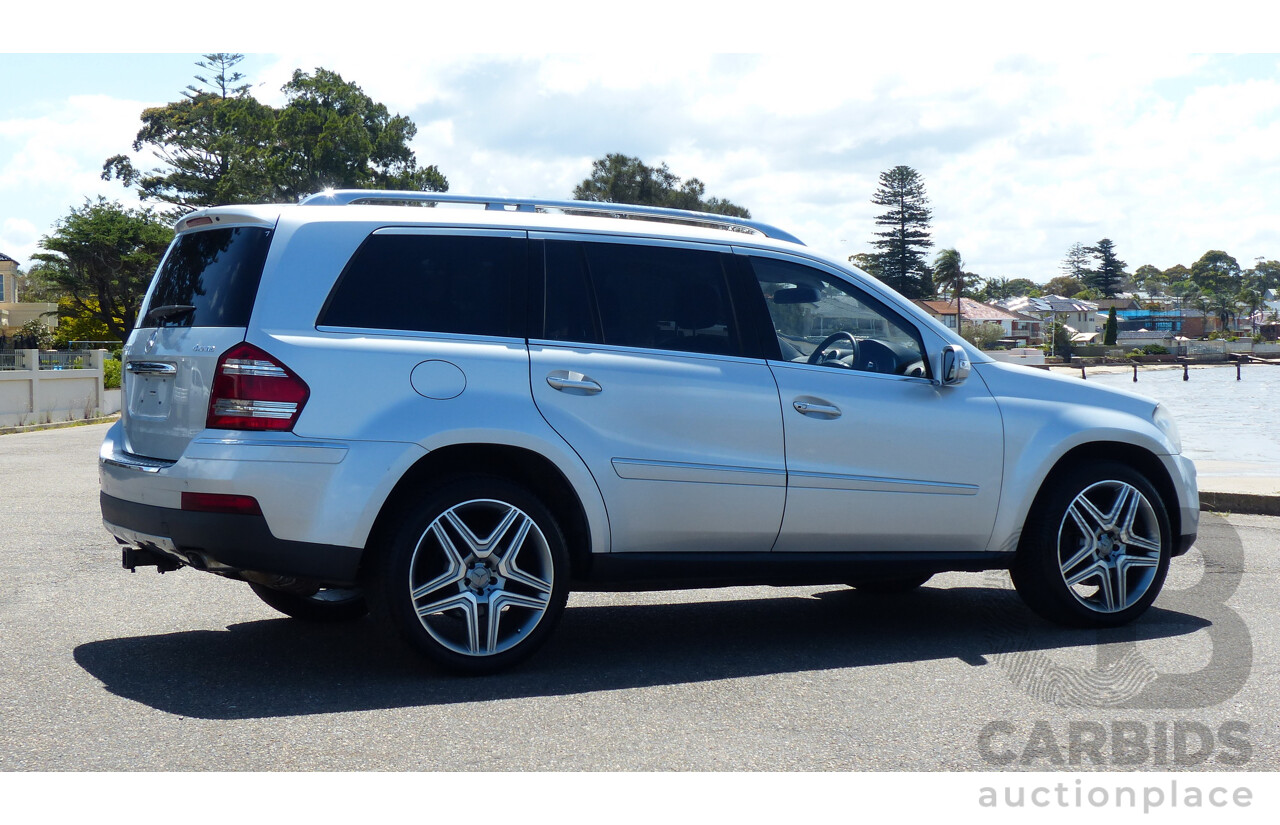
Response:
[38, 351, 90, 370]
[0, 351, 19, 371]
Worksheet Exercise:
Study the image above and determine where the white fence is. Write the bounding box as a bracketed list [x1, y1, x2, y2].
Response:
[0, 349, 109, 428]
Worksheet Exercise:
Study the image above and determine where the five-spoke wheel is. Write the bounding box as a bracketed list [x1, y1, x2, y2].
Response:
[375, 477, 569, 674]
[1012, 462, 1171, 627]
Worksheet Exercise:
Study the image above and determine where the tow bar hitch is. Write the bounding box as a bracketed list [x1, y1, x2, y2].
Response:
[122, 546, 181, 573]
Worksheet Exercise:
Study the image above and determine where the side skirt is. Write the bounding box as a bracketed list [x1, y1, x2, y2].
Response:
[571, 551, 1016, 592]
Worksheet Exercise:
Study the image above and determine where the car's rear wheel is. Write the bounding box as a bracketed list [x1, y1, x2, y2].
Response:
[373, 477, 569, 675]
[1012, 461, 1171, 627]
[248, 582, 368, 622]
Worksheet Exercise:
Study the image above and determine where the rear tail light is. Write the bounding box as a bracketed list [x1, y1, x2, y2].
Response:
[181, 492, 263, 515]
[206, 342, 309, 431]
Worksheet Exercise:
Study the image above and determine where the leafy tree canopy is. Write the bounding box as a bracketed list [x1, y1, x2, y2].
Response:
[1132, 263, 1164, 294]
[571, 154, 749, 217]
[104, 55, 448, 213]
[28, 199, 173, 342]
[1043, 275, 1084, 297]
[1191, 250, 1242, 295]
[869, 165, 933, 299]
[981, 277, 1040, 300]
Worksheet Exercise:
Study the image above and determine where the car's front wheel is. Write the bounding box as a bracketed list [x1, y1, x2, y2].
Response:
[373, 477, 570, 675]
[1012, 461, 1171, 627]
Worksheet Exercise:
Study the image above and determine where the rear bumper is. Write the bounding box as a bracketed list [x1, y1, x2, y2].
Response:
[101, 493, 363, 584]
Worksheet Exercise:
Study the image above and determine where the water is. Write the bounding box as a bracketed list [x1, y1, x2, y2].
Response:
[1085, 364, 1280, 481]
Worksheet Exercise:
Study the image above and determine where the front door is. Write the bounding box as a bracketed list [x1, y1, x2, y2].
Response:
[744, 251, 1005, 554]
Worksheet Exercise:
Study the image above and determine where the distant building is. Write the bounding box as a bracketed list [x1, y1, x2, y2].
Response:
[997, 295, 1100, 336]
[0, 251, 16, 303]
[1, 251, 58, 339]
[913, 298, 1043, 345]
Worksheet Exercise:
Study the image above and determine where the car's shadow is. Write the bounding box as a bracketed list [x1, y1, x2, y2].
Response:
[72, 584, 1213, 719]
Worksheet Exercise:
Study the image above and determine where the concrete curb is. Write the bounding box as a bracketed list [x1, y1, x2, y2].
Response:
[1199, 491, 1280, 518]
[0, 414, 119, 437]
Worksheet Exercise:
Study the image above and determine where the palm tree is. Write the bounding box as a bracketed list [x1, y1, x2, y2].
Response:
[933, 248, 964, 330]
[1239, 286, 1264, 336]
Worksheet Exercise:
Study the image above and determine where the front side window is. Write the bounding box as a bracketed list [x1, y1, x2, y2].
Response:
[751, 256, 927, 377]
[320, 232, 524, 337]
[543, 240, 742, 357]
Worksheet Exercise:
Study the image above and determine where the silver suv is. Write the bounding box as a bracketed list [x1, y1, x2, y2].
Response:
[101, 191, 1199, 674]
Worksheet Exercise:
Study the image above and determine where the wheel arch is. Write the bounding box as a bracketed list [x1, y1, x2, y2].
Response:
[1017, 441, 1182, 559]
[363, 442, 599, 579]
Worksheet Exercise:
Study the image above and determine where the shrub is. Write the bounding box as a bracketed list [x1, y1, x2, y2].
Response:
[103, 358, 122, 389]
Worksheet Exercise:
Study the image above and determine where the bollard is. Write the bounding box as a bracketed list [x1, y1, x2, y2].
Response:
[1183, 363, 1189, 381]
[1133, 363, 1138, 382]
[1080, 365, 1087, 380]
[1237, 360, 1242, 381]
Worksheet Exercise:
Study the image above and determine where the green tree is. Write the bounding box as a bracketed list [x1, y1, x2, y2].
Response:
[982, 277, 1040, 300]
[869, 165, 933, 299]
[1104, 306, 1118, 345]
[847, 252, 884, 279]
[1044, 274, 1083, 297]
[103, 54, 277, 213]
[571, 154, 749, 216]
[960, 321, 1003, 349]
[1238, 285, 1264, 335]
[1085, 238, 1127, 297]
[932, 248, 967, 323]
[51, 296, 118, 348]
[1190, 250, 1242, 295]
[1061, 242, 1092, 282]
[1132, 263, 1165, 295]
[28, 199, 173, 342]
[271, 68, 448, 198]
[1245, 259, 1280, 291]
[104, 56, 448, 212]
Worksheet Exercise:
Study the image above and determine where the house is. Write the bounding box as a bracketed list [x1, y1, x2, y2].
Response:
[997, 294, 1100, 335]
[1094, 297, 1142, 313]
[0, 250, 58, 340]
[913, 298, 1043, 345]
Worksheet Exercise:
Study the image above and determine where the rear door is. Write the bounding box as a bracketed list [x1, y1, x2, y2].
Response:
[122, 218, 275, 460]
[528, 235, 786, 554]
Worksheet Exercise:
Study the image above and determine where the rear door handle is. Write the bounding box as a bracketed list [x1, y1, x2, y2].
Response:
[546, 370, 602, 394]
[793, 400, 841, 418]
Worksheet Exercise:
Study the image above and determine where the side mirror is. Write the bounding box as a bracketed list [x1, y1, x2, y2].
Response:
[936, 344, 971, 386]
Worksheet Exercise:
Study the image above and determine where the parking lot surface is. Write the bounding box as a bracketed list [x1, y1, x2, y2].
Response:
[2, 423, 1277, 771]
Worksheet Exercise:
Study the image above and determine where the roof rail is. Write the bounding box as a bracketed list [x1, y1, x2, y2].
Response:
[297, 190, 805, 245]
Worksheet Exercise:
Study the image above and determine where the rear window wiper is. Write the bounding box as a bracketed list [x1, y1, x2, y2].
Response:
[144, 304, 196, 325]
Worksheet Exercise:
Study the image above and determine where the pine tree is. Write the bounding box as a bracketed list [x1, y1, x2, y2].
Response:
[869, 166, 933, 298]
[1085, 238, 1127, 297]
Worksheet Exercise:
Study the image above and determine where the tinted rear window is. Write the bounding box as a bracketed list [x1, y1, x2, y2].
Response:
[319, 233, 524, 337]
[543, 240, 742, 357]
[143, 227, 273, 328]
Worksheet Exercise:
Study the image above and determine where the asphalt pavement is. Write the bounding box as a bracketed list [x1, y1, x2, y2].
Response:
[1, 423, 1277, 772]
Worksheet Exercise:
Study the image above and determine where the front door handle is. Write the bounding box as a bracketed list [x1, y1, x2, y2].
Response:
[546, 370, 602, 394]
[793, 399, 841, 418]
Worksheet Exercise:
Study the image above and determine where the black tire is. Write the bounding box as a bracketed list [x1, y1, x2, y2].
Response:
[248, 582, 369, 622]
[850, 574, 933, 594]
[372, 476, 570, 675]
[1011, 461, 1171, 628]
